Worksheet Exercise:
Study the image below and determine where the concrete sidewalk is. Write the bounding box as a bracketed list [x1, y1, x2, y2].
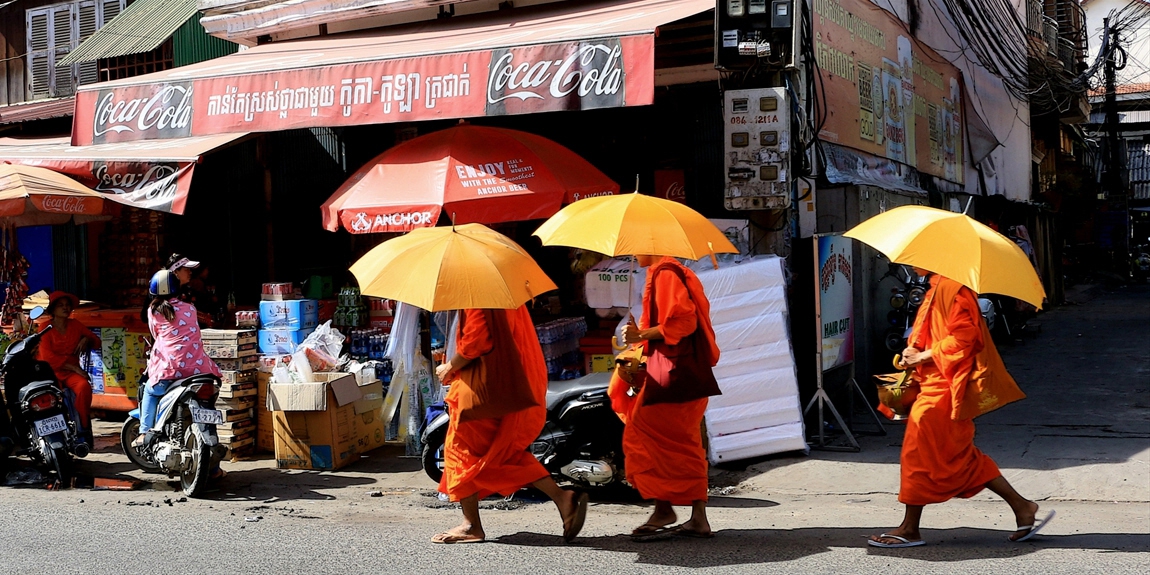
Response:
[729, 282, 1150, 505]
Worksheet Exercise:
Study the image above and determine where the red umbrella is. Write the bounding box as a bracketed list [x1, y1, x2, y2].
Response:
[321, 125, 618, 234]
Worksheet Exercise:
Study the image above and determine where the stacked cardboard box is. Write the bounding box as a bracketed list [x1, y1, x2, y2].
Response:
[258, 299, 319, 354]
[202, 329, 259, 458]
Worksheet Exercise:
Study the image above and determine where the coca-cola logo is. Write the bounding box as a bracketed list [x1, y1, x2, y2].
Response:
[41, 196, 89, 213]
[487, 41, 625, 109]
[92, 84, 194, 140]
[664, 182, 686, 201]
[93, 164, 180, 210]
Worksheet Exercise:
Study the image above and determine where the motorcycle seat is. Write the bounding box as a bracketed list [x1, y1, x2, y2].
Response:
[171, 374, 221, 388]
[17, 380, 59, 403]
[545, 371, 612, 411]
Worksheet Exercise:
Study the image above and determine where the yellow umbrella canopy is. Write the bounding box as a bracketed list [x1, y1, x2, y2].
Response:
[0, 163, 109, 227]
[533, 193, 738, 259]
[844, 205, 1046, 308]
[349, 223, 557, 311]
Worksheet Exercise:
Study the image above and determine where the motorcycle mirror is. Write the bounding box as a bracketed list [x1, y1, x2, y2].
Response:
[29, 306, 45, 321]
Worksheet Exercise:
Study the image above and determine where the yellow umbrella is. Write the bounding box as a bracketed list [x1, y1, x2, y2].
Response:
[532, 193, 738, 259]
[844, 205, 1046, 308]
[349, 223, 557, 311]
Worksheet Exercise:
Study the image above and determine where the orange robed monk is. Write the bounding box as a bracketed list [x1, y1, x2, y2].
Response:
[614, 255, 722, 540]
[869, 270, 1054, 548]
[432, 305, 589, 544]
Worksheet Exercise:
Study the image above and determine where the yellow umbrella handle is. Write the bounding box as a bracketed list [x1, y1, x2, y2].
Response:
[612, 314, 638, 351]
[707, 241, 719, 270]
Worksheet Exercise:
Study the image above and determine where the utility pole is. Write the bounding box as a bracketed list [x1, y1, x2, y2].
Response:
[1102, 17, 1127, 274]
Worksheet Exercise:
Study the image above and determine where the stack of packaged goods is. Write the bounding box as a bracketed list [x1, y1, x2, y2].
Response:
[535, 317, 588, 380]
[254, 355, 281, 452]
[201, 329, 259, 458]
[98, 210, 165, 308]
[579, 318, 618, 374]
[257, 286, 319, 355]
[333, 287, 367, 329]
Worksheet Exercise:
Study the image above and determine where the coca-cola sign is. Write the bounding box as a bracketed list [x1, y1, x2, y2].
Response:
[485, 40, 626, 114]
[73, 36, 654, 145]
[39, 195, 92, 214]
[93, 162, 185, 212]
[654, 169, 687, 204]
[91, 83, 194, 144]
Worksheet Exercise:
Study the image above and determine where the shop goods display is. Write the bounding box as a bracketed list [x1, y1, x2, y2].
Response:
[201, 329, 259, 458]
[260, 282, 295, 301]
[98, 210, 164, 308]
[693, 256, 807, 463]
[334, 286, 367, 328]
[0, 230, 30, 327]
[535, 317, 588, 379]
[583, 257, 644, 311]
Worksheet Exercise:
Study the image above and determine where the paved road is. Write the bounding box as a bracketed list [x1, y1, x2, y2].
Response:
[2, 284, 1148, 574]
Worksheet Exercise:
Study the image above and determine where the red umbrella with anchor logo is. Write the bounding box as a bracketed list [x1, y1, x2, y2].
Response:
[321, 124, 618, 234]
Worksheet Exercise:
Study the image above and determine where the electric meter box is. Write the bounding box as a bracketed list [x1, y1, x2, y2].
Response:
[715, 0, 796, 70]
[723, 87, 790, 210]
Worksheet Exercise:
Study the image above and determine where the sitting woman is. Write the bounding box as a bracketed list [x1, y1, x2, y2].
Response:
[36, 291, 100, 446]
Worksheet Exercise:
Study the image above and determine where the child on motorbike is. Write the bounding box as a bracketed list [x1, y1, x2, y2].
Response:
[135, 270, 222, 455]
[36, 292, 99, 446]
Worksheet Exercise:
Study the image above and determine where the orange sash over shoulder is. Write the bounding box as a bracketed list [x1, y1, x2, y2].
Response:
[912, 276, 1025, 420]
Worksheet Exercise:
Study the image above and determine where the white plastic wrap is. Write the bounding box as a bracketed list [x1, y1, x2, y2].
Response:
[584, 258, 645, 309]
[696, 255, 807, 464]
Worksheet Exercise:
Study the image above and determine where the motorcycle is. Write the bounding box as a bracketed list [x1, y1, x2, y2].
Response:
[880, 264, 931, 353]
[421, 371, 627, 491]
[120, 373, 227, 497]
[1, 307, 88, 482]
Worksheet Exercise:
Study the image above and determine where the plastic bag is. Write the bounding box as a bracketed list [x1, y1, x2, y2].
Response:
[385, 302, 420, 371]
[297, 321, 345, 361]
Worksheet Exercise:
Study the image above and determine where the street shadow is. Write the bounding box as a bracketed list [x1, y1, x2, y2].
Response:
[203, 465, 377, 502]
[496, 526, 1149, 568]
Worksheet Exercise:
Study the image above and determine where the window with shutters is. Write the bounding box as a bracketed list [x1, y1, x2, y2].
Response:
[25, 0, 127, 100]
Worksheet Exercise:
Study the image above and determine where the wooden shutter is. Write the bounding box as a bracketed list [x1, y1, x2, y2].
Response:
[100, 0, 124, 23]
[26, 9, 52, 98]
[50, 3, 74, 96]
[76, 0, 99, 85]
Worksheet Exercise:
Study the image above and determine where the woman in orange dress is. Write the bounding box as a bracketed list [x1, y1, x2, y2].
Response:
[36, 291, 100, 446]
[869, 270, 1054, 548]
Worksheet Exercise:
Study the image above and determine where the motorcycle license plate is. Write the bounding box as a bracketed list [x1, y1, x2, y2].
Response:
[33, 414, 67, 436]
[191, 407, 224, 425]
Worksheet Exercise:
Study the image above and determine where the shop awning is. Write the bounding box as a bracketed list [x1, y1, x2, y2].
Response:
[71, 0, 713, 145]
[0, 132, 247, 213]
[0, 97, 75, 125]
[57, 0, 198, 67]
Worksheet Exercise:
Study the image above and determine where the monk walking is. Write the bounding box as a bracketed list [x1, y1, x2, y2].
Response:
[615, 255, 722, 540]
[869, 269, 1054, 548]
[433, 305, 589, 544]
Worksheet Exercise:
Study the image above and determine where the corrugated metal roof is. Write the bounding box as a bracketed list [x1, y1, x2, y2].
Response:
[0, 97, 75, 125]
[57, 0, 198, 67]
[1129, 140, 1150, 201]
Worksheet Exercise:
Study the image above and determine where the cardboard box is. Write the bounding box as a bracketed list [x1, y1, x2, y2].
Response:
[354, 380, 384, 415]
[222, 408, 255, 422]
[258, 328, 315, 354]
[259, 299, 319, 330]
[354, 407, 387, 453]
[218, 382, 257, 399]
[268, 372, 363, 471]
[218, 395, 257, 411]
[369, 316, 394, 331]
[200, 329, 258, 346]
[204, 341, 259, 359]
[219, 370, 257, 386]
[214, 356, 260, 371]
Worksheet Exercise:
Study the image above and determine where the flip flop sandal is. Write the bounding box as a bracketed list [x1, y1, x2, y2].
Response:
[563, 492, 590, 543]
[672, 524, 715, 539]
[431, 533, 485, 544]
[867, 534, 926, 548]
[1011, 509, 1056, 542]
[630, 523, 680, 541]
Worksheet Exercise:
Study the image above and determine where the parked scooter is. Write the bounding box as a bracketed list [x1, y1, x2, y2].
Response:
[880, 264, 931, 353]
[120, 373, 227, 497]
[1, 307, 88, 482]
[421, 371, 626, 491]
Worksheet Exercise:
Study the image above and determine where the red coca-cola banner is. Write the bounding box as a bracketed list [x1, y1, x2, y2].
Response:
[73, 36, 654, 146]
[2, 155, 195, 214]
[654, 169, 687, 204]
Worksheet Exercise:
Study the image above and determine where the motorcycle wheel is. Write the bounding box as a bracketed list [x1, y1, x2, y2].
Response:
[180, 425, 212, 498]
[42, 438, 71, 485]
[421, 424, 448, 484]
[120, 418, 161, 472]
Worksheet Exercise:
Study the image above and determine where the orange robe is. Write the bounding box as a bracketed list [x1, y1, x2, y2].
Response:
[438, 305, 550, 501]
[899, 275, 1002, 506]
[609, 257, 720, 505]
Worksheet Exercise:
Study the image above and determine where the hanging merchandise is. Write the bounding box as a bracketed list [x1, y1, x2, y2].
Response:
[0, 226, 30, 327]
[98, 210, 164, 308]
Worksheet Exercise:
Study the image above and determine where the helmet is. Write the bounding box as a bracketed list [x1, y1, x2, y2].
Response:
[149, 269, 180, 296]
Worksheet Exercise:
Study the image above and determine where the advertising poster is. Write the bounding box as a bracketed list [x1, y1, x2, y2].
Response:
[817, 234, 854, 371]
[100, 327, 127, 391]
